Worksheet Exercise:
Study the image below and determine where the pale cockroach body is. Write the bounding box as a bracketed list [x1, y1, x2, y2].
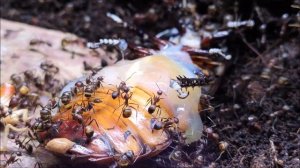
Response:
[0, 38, 227, 167]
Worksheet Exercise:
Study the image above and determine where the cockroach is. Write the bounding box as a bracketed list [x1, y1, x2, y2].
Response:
[1, 38, 227, 166]
[176, 73, 211, 89]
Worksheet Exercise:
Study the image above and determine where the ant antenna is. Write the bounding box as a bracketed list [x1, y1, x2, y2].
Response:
[117, 72, 136, 83]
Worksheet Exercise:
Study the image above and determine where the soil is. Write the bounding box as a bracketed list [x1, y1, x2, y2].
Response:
[1, 0, 299, 168]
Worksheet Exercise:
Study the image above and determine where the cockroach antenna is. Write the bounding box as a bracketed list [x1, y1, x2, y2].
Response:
[184, 47, 231, 60]
[87, 39, 128, 60]
[208, 48, 232, 60]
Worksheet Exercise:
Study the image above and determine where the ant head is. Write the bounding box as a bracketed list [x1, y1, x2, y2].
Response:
[75, 81, 84, 88]
[157, 90, 163, 96]
[173, 117, 179, 124]
[86, 76, 92, 84]
[97, 76, 104, 81]
[120, 81, 126, 86]
[24, 70, 34, 77]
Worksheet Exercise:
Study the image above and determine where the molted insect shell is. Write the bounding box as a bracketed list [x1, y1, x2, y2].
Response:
[45, 47, 204, 166]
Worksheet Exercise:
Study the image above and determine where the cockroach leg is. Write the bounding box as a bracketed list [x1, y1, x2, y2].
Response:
[169, 79, 190, 99]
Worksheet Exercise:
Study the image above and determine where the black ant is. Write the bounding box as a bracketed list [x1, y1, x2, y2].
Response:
[150, 118, 164, 132]
[14, 135, 35, 154]
[109, 81, 127, 99]
[71, 105, 85, 124]
[83, 75, 104, 99]
[150, 117, 179, 134]
[40, 61, 59, 75]
[70, 104, 100, 142]
[71, 81, 85, 96]
[10, 74, 23, 88]
[113, 86, 139, 123]
[145, 83, 165, 116]
[2, 152, 22, 168]
[115, 150, 135, 167]
[23, 70, 36, 84]
[60, 91, 72, 110]
[71, 100, 100, 124]
[32, 99, 56, 133]
[108, 72, 135, 99]
[85, 98, 102, 113]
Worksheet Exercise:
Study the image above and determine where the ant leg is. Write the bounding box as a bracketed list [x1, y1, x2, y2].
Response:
[106, 87, 116, 94]
[144, 98, 152, 110]
[108, 105, 125, 130]
[112, 103, 124, 115]
[131, 135, 144, 164]
[0, 124, 29, 151]
[156, 106, 162, 118]
[86, 117, 100, 130]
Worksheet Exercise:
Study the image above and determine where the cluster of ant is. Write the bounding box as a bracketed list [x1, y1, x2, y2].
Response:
[1, 56, 203, 168]
[0, 61, 62, 168]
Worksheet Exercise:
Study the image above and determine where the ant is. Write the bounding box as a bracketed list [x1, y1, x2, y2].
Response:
[71, 105, 86, 124]
[113, 86, 139, 124]
[115, 150, 135, 167]
[108, 73, 136, 107]
[10, 74, 23, 88]
[14, 135, 35, 154]
[71, 101, 100, 124]
[83, 75, 104, 99]
[85, 98, 102, 113]
[2, 152, 22, 168]
[70, 104, 100, 142]
[84, 117, 103, 143]
[31, 99, 57, 134]
[109, 81, 127, 100]
[145, 83, 165, 117]
[60, 91, 72, 111]
[83, 116, 106, 144]
[71, 81, 85, 96]
[150, 117, 179, 134]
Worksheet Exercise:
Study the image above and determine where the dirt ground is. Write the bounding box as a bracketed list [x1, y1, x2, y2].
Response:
[0, 0, 299, 168]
